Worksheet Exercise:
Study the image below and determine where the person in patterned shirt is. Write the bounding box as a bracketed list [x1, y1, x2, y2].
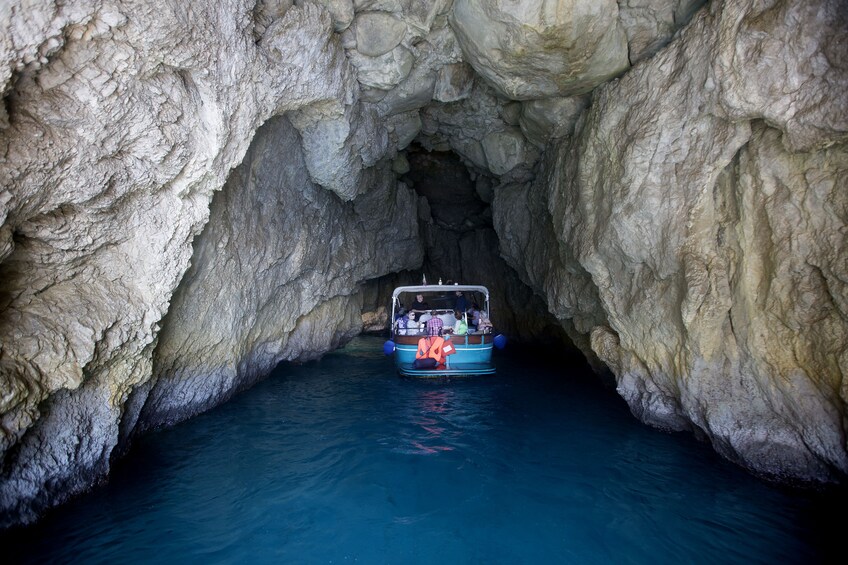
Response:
[426, 315, 443, 336]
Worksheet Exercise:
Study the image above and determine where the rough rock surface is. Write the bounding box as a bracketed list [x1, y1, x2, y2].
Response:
[618, 0, 707, 62]
[140, 116, 421, 430]
[0, 0, 846, 530]
[0, 1, 411, 526]
[495, 0, 848, 482]
[353, 11, 407, 56]
[519, 95, 590, 147]
[418, 82, 541, 182]
[401, 146, 566, 344]
[450, 0, 631, 99]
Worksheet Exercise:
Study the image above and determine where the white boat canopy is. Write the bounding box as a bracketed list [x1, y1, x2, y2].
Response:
[391, 284, 490, 301]
[391, 284, 491, 317]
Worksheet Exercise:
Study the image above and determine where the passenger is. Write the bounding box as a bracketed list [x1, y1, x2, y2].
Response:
[394, 308, 409, 335]
[453, 289, 468, 312]
[406, 311, 421, 334]
[477, 312, 493, 334]
[452, 310, 468, 336]
[415, 334, 446, 368]
[425, 314, 444, 336]
[410, 293, 429, 312]
[467, 303, 481, 330]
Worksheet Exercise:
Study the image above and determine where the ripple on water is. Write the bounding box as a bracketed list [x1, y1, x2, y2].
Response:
[2, 336, 841, 564]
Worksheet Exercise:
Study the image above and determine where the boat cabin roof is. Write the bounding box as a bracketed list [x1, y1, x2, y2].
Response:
[392, 285, 490, 301]
[392, 285, 491, 315]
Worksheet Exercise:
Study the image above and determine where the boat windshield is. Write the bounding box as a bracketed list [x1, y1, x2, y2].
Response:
[391, 285, 490, 318]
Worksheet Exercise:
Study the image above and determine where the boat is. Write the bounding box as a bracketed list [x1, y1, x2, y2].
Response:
[383, 284, 506, 378]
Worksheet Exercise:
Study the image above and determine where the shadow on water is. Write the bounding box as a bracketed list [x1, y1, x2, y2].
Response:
[2, 335, 845, 564]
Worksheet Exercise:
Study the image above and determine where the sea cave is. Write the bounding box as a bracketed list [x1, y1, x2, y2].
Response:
[0, 0, 846, 547]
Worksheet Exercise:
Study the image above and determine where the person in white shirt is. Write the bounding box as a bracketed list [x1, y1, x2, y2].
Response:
[467, 303, 480, 330]
[405, 311, 421, 335]
[477, 312, 493, 333]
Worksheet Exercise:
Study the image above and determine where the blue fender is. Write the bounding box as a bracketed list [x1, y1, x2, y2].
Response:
[383, 340, 396, 355]
[494, 334, 507, 349]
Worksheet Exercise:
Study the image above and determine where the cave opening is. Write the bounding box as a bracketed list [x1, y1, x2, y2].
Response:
[401, 142, 492, 284]
[381, 142, 575, 351]
[0, 0, 845, 535]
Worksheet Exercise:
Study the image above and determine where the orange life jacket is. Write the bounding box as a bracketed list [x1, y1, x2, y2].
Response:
[416, 336, 446, 364]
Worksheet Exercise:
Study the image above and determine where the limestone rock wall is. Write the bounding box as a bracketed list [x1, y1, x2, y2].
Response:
[493, 175, 609, 372]
[401, 145, 563, 343]
[0, 1, 413, 526]
[495, 0, 848, 482]
[450, 0, 706, 99]
[140, 116, 421, 430]
[450, 0, 630, 99]
[1, 0, 845, 529]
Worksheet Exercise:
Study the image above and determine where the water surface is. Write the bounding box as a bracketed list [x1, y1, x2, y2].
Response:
[4, 336, 841, 564]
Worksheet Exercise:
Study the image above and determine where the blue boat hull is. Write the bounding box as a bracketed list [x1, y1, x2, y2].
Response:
[388, 284, 500, 378]
[394, 337, 495, 378]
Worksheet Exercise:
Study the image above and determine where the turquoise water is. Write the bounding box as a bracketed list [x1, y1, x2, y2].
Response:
[3, 336, 841, 564]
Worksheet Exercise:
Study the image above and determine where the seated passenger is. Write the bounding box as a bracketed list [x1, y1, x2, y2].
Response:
[415, 334, 446, 368]
[394, 309, 409, 335]
[452, 310, 468, 336]
[467, 303, 480, 330]
[405, 311, 421, 334]
[439, 311, 455, 330]
[477, 312, 493, 334]
[425, 315, 444, 336]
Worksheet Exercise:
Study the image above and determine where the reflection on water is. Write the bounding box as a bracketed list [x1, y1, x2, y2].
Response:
[405, 389, 457, 454]
[2, 336, 842, 564]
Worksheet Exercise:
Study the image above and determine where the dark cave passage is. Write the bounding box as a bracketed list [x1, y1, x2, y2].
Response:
[402, 144, 491, 235]
[365, 143, 573, 349]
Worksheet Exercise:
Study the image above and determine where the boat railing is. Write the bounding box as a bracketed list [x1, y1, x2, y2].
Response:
[390, 331, 493, 346]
